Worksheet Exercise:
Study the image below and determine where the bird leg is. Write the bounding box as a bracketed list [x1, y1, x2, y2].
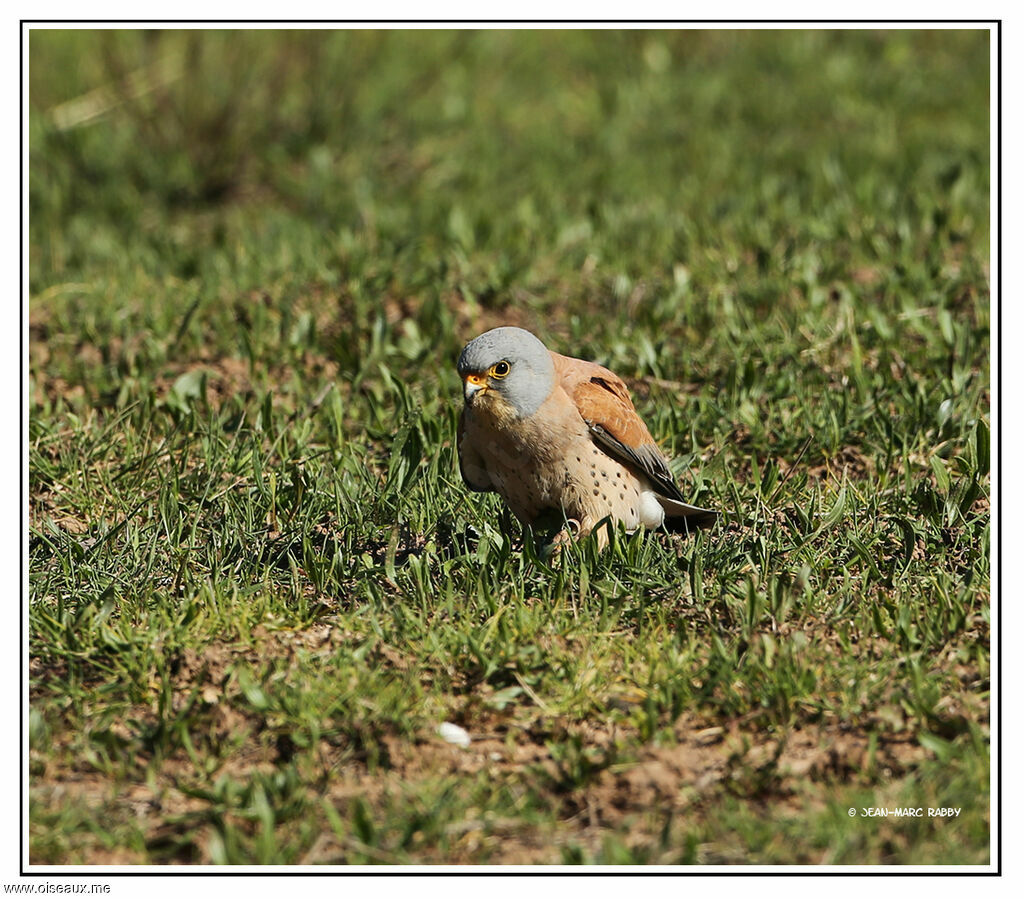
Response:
[547, 516, 614, 553]
[534, 515, 580, 561]
[549, 516, 581, 547]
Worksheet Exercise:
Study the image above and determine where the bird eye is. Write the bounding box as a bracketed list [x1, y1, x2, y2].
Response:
[491, 361, 510, 378]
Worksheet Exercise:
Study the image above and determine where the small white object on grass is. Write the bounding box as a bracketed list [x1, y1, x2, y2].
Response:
[437, 722, 471, 748]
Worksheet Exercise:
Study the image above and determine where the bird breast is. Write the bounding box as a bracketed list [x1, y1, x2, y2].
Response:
[463, 387, 655, 532]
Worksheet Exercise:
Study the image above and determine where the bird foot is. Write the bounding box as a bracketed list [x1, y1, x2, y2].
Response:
[536, 518, 582, 561]
[553, 518, 582, 544]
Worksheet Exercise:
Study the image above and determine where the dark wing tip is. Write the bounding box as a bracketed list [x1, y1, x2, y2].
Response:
[586, 422, 686, 501]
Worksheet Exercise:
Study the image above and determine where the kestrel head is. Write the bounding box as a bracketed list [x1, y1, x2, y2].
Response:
[457, 327, 555, 418]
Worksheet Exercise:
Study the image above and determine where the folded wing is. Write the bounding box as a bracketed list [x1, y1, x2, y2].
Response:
[551, 351, 716, 523]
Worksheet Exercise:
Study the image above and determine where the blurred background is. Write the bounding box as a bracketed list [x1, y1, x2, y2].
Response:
[29, 29, 989, 400]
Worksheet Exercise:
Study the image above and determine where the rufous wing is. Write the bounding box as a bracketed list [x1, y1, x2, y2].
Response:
[552, 351, 698, 506]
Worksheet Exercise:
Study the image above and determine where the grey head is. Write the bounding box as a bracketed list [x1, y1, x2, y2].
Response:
[457, 327, 556, 417]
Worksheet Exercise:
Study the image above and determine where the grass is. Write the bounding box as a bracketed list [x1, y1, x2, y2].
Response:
[28, 28, 990, 866]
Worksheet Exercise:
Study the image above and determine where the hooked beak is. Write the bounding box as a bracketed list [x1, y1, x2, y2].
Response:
[462, 372, 488, 403]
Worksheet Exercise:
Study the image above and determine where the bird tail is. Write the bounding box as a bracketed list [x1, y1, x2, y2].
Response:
[657, 496, 718, 531]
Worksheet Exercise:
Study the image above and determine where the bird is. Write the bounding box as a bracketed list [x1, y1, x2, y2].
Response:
[456, 326, 716, 549]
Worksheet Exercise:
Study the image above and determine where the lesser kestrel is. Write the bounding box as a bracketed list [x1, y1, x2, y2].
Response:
[456, 327, 716, 548]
